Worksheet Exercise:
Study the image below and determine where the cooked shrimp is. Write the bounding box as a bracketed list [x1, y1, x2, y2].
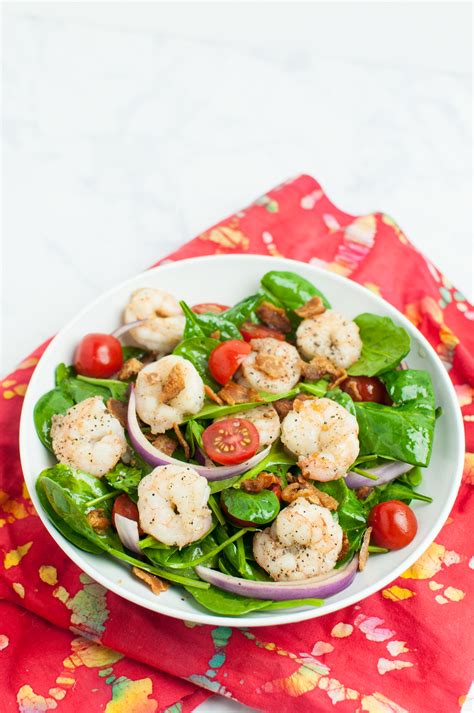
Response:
[253, 498, 343, 580]
[135, 355, 205, 434]
[137, 465, 212, 547]
[239, 338, 302, 394]
[51, 397, 127, 478]
[281, 397, 359, 481]
[124, 287, 185, 353]
[296, 310, 362, 369]
[216, 404, 280, 447]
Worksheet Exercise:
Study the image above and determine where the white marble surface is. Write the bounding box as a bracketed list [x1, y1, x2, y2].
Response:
[1, 4, 472, 711]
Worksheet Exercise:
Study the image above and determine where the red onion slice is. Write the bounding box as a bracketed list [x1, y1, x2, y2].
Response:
[111, 320, 146, 340]
[127, 387, 271, 481]
[346, 461, 413, 489]
[195, 556, 358, 600]
[114, 513, 141, 554]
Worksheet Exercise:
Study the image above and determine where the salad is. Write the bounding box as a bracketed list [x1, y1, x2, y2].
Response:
[33, 270, 438, 616]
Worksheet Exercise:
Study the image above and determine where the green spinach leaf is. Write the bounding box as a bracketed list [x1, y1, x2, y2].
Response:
[348, 314, 411, 376]
[103, 463, 143, 502]
[261, 270, 331, 311]
[76, 375, 129, 401]
[180, 301, 241, 341]
[355, 369, 436, 466]
[173, 337, 220, 387]
[221, 488, 280, 525]
[33, 389, 75, 451]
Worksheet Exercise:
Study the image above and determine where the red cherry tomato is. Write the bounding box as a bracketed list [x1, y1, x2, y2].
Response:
[202, 418, 260, 465]
[74, 333, 123, 378]
[341, 376, 390, 404]
[192, 303, 230, 314]
[112, 494, 139, 527]
[240, 322, 285, 342]
[208, 340, 251, 385]
[368, 500, 417, 550]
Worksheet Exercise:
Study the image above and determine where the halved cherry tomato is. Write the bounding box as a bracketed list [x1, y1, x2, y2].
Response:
[368, 500, 417, 550]
[240, 321, 285, 342]
[208, 339, 251, 385]
[112, 494, 139, 527]
[192, 303, 230, 314]
[341, 375, 390, 404]
[74, 333, 123, 378]
[202, 418, 260, 465]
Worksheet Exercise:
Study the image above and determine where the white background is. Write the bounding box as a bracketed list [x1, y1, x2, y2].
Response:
[1, 3, 473, 711]
[2, 1, 472, 375]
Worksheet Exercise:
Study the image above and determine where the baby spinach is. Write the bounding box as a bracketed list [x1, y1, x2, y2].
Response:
[38, 465, 122, 550]
[220, 293, 264, 326]
[263, 599, 323, 610]
[299, 379, 328, 397]
[317, 478, 368, 565]
[261, 270, 331, 311]
[144, 528, 249, 571]
[180, 301, 241, 341]
[355, 369, 436, 467]
[348, 314, 411, 376]
[173, 337, 220, 388]
[184, 583, 274, 615]
[33, 388, 75, 450]
[327, 388, 356, 416]
[35, 478, 102, 554]
[122, 345, 147, 361]
[236, 442, 296, 485]
[221, 488, 280, 525]
[185, 387, 301, 422]
[76, 375, 129, 401]
[185, 420, 205, 458]
[103, 463, 144, 501]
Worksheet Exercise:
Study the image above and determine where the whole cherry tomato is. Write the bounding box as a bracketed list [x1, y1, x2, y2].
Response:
[368, 500, 417, 550]
[112, 494, 139, 527]
[240, 322, 285, 342]
[74, 333, 123, 378]
[341, 375, 390, 404]
[202, 418, 260, 465]
[208, 339, 251, 385]
[192, 303, 230, 314]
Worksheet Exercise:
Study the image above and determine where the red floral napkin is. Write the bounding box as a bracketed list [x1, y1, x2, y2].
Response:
[1, 175, 472, 713]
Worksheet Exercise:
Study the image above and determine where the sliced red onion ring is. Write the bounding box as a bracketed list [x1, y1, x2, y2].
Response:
[111, 320, 146, 340]
[346, 461, 413, 489]
[195, 555, 358, 600]
[127, 387, 271, 481]
[114, 513, 141, 554]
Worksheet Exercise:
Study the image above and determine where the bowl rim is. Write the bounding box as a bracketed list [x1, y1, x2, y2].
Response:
[19, 254, 465, 627]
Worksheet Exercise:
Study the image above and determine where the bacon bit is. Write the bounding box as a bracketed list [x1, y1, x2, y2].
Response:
[217, 381, 260, 406]
[117, 357, 144, 381]
[210, 330, 221, 340]
[204, 384, 224, 405]
[254, 353, 287, 379]
[294, 296, 326, 319]
[273, 394, 313, 420]
[152, 433, 177, 456]
[302, 355, 346, 389]
[281, 481, 321, 505]
[311, 487, 339, 510]
[356, 486, 372, 500]
[337, 532, 350, 562]
[256, 301, 292, 333]
[106, 398, 128, 428]
[172, 423, 190, 460]
[241, 472, 281, 493]
[86, 509, 110, 532]
[132, 567, 169, 595]
[340, 378, 362, 401]
[161, 364, 185, 403]
[359, 527, 372, 571]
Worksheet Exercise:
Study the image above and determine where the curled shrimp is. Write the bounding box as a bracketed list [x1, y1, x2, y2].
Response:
[296, 310, 362, 369]
[137, 465, 212, 547]
[216, 404, 280, 447]
[253, 498, 343, 581]
[51, 396, 127, 477]
[239, 338, 302, 394]
[135, 355, 205, 434]
[124, 287, 185, 353]
[280, 397, 359, 481]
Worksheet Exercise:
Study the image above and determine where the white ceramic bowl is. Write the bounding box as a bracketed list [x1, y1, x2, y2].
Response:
[20, 255, 464, 627]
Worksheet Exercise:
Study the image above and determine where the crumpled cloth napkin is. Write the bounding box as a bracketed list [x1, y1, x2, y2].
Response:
[1, 175, 472, 713]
